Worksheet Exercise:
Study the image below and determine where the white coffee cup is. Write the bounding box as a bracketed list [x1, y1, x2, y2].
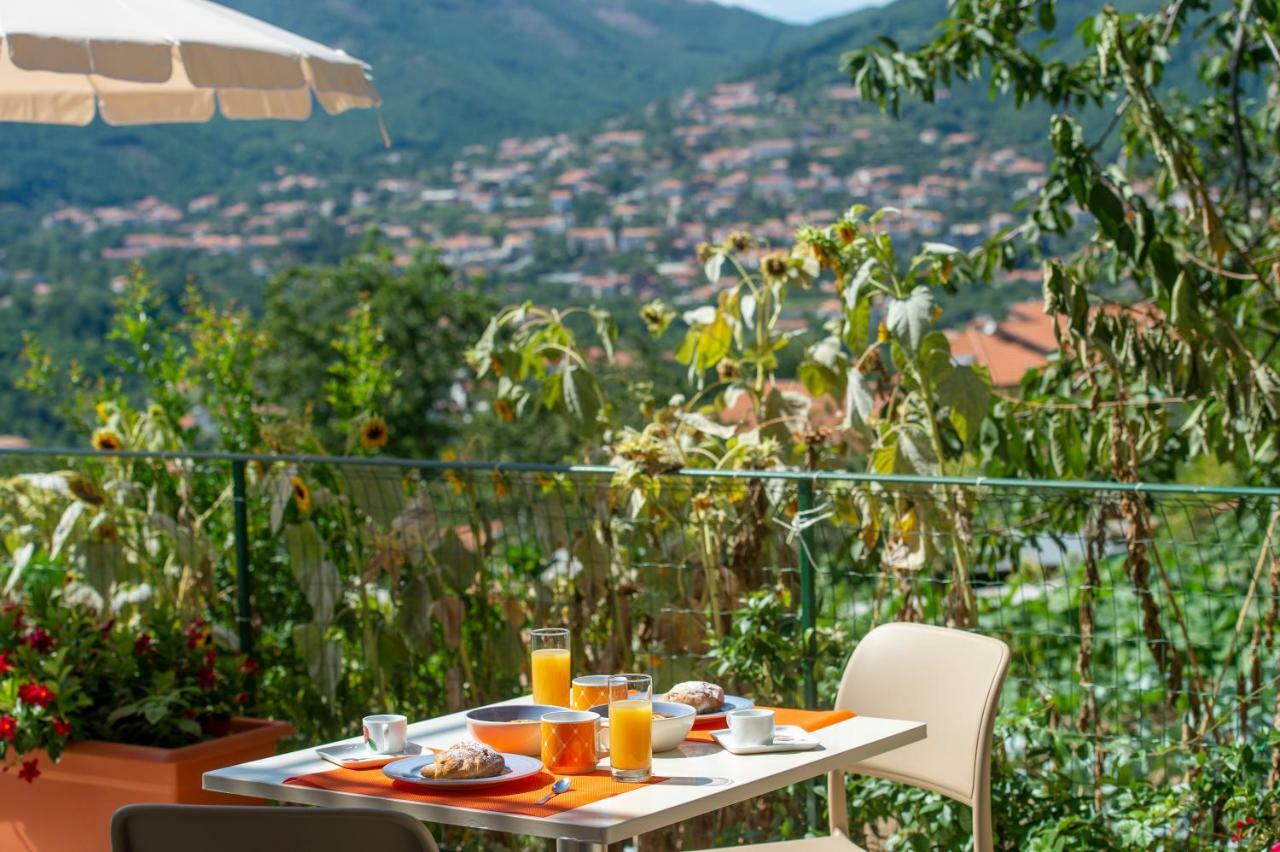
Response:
[726, 708, 775, 746]
[363, 714, 408, 754]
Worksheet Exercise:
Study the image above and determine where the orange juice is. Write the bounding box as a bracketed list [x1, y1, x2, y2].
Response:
[571, 675, 629, 711]
[532, 647, 571, 706]
[608, 699, 652, 771]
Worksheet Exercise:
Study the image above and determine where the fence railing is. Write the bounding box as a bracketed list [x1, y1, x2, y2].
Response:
[1, 447, 1276, 839]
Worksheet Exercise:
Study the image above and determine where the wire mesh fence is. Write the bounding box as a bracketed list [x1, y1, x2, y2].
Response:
[1, 448, 1277, 836]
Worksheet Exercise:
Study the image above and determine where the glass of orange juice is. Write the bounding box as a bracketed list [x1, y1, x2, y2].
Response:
[608, 673, 653, 782]
[571, 674, 628, 711]
[530, 627, 571, 707]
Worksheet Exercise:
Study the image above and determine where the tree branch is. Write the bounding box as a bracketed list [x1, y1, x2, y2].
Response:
[1228, 0, 1256, 205]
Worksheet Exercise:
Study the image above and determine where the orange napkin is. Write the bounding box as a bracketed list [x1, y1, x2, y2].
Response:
[285, 767, 663, 818]
[685, 707, 854, 744]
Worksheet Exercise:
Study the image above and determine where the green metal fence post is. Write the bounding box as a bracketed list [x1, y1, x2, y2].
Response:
[798, 478, 817, 710]
[231, 460, 254, 658]
[798, 477, 820, 830]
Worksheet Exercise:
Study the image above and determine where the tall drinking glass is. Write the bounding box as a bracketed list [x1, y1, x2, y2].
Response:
[608, 673, 652, 782]
[530, 627, 571, 707]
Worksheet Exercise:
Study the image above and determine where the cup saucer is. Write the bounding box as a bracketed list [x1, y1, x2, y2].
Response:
[710, 725, 819, 755]
[317, 740, 424, 769]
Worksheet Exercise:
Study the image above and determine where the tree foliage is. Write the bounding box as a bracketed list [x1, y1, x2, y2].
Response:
[847, 0, 1280, 485]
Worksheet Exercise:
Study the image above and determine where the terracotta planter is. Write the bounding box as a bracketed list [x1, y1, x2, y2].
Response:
[0, 716, 293, 852]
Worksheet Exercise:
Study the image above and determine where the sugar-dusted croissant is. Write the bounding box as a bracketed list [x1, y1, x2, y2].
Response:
[666, 681, 725, 713]
[424, 741, 506, 779]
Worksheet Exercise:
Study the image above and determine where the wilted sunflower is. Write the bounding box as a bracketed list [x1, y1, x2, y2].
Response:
[68, 477, 105, 506]
[91, 429, 123, 452]
[716, 358, 741, 383]
[641, 300, 676, 338]
[291, 476, 312, 514]
[836, 224, 857, 245]
[727, 231, 753, 252]
[360, 417, 390, 450]
[760, 252, 790, 284]
[695, 242, 715, 264]
[490, 471, 509, 499]
[494, 398, 515, 423]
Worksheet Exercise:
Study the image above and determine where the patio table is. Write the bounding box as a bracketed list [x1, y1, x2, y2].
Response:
[203, 697, 926, 851]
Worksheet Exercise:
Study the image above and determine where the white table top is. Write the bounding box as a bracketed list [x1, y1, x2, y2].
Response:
[203, 699, 925, 846]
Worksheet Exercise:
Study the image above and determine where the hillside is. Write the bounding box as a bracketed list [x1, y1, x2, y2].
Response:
[0, 0, 799, 209]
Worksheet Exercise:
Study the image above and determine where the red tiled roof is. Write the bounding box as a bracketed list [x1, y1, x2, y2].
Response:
[945, 300, 1061, 388]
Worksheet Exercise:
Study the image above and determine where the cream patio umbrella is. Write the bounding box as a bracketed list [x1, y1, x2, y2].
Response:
[0, 0, 379, 126]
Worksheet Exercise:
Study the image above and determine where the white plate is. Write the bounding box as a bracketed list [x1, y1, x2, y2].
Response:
[657, 693, 754, 722]
[383, 753, 544, 790]
[710, 725, 820, 755]
[317, 741, 424, 770]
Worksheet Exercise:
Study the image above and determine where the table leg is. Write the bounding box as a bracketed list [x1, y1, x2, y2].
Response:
[554, 840, 606, 852]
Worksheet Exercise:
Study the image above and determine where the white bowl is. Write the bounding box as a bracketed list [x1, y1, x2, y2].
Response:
[590, 701, 696, 753]
[464, 704, 559, 756]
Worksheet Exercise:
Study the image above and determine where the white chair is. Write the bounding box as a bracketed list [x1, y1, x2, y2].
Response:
[695, 622, 1010, 852]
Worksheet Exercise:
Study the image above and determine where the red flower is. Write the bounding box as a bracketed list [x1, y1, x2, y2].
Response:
[240, 658, 260, 677]
[203, 649, 218, 666]
[0, 652, 11, 676]
[134, 634, 152, 655]
[185, 619, 209, 649]
[51, 718, 72, 737]
[17, 682, 54, 708]
[235, 692, 250, 706]
[22, 627, 53, 654]
[196, 667, 216, 690]
[17, 758, 39, 783]
[0, 714, 16, 742]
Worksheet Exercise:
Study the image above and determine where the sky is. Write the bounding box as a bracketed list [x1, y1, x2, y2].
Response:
[715, 0, 883, 25]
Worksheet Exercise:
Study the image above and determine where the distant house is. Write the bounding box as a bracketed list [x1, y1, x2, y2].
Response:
[718, 379, 843, 431]
[567, 227, 615, 254]
[618, 227, 659, 252]
[945, 300, 1059, 388]
[548, 189, 573, 214]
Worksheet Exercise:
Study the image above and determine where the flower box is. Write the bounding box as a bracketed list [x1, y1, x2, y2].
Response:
[0, 716, 292, 852]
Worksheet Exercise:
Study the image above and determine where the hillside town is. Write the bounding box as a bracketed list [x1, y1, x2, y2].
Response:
[35, 82, 1048, 312]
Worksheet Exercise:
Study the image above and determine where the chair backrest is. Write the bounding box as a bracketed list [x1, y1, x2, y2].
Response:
[826, 622, 1010, 852]
[111, 804, 439, 852]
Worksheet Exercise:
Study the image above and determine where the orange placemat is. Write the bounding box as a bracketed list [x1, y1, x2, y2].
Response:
[285, 766, 663, 818]
[685, 707, 854, 743]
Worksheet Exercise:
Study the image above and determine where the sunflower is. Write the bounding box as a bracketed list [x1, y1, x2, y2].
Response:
[291, 476, 312, 514]
[493, 398, 515, 423]
[94, 401, 111, 423]
[490, 471, 509, 499]
[68, 477, 105, 506]
[91, 429, 123, 452]
[759, 252, 790, 284]
[359, 417, 390, 450]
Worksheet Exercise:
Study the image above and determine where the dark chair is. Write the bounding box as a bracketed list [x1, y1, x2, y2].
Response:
[110, 804, 439, 852]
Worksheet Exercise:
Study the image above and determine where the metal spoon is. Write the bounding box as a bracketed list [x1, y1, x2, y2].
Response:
[536, 778, 571, 804]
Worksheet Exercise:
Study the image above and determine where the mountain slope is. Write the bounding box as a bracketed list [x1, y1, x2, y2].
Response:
[0, 0, 799, 209]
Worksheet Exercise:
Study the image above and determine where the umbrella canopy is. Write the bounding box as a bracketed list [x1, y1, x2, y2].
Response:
[0, 0, 379, 126]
